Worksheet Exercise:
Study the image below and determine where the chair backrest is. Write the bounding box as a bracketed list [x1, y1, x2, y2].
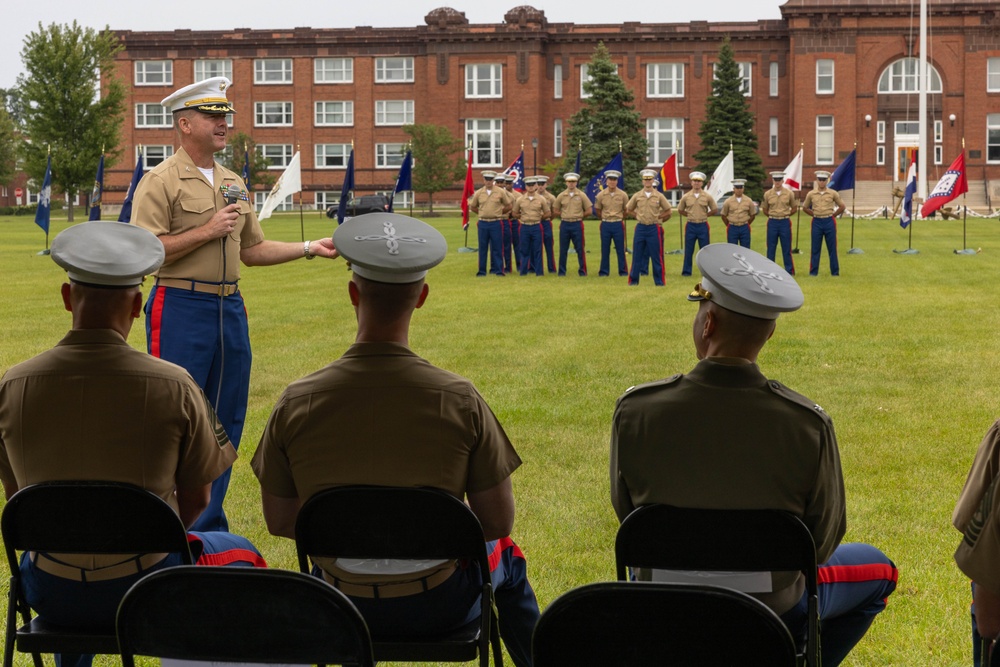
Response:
[2, 481, 193, 572]
[532, 581, 798, 667]
[117, 566, 375, 667]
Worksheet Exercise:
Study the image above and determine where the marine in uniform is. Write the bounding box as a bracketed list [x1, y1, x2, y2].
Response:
[802, 170, 846, 276]
[513, 177, 551, 276]
[610, 244, 897, 666]
[503, 174, 523, 272]
[252, 213, 540, 667]
[493, 174, 515, 274]
[720, 178, 757, 249]
[761, 171, 797, 274]
[468, 170, 509, 277]
[552, 172, 591, 276]
[625, 169, 672, 286]
[676, 171, 719, 276]
[132, 76, 338, 532]
[954, 421, 1000, 665]
[594, 170, 630, 277]
[537, 175, 558, 273]
[0, 222, 264, 667]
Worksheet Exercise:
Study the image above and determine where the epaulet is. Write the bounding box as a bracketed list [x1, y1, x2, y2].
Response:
[765, 379, 833, 425]
[620, 374, 683, 398]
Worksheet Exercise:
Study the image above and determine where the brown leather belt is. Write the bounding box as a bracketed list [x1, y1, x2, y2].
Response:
[637, 221, 662, 226]
[520, 221, 541, 226]
[729, 222, 750, 226]
[157, 278, 239, 297]
[322, 563, 456, 599]
[30, 551, 169, 582]
[478, 219, 501, 222]
[560, 220, 582, 223]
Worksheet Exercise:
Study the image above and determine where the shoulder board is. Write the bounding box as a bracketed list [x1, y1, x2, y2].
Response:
[765, 379, 832, 424]
[621, 374, 683, 397]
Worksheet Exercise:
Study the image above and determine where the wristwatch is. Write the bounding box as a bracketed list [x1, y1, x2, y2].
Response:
[303, 240, 314, 260]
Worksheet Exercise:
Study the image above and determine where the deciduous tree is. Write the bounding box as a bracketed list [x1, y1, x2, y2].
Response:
[403, 123, 465, 213]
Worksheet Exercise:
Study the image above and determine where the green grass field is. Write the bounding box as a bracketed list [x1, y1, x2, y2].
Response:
[2, 210, 1000, 665]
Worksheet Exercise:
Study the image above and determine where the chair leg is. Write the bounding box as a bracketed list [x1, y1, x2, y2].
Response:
[489, 608, 503, 667]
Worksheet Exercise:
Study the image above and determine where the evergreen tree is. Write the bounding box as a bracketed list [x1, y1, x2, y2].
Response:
[0, 106, 15, 188]
[694, 37, 766, 201]
[222, 131, 275, 191]
[403, 123, 465, 214]
[562, 42, 648, 195]
[18, 22, 126, 221]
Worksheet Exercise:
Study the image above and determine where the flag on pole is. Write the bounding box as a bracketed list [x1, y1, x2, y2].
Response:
[241, 146, 250, 187]
[658, 153, 679, 193]
[783, 149, 804, 191]
[920, 152, 968, 219]
[504, 152, 526, 192]
[389, 150, 413, 212]
[828, 149, 856, 191]
[34, 154, 52, 235]
[258, 151, 302, 221]
[118, 151, 144, 223]
[335, 148, 356, 225]
[573, 146, 581, 177]
[460, 148, 474, 231]
[585, 152, 624, 204]
[706, 150, 734, 203]
[88, 154, 104, 220]
[899, 154, 917, 229]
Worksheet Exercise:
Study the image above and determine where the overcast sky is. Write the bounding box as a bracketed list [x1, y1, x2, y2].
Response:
[2, 0, 786, 90]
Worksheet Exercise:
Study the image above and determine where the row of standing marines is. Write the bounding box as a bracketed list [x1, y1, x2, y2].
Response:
[469, 168, 848, 283]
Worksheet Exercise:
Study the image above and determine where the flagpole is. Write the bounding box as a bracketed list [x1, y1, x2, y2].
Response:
[666, 141, 682, 254]
[459, 143, 476, 253]
[791, 143, 804, 254]
[955, 139, 976, 254]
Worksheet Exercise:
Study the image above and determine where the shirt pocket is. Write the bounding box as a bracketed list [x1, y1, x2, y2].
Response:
[176, 198, 216, 234]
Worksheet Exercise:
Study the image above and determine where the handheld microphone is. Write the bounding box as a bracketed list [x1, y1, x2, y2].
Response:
[225, 184, 242, 206]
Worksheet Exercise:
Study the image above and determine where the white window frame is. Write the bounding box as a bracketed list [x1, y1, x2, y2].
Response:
[314, 101, 354, 126]
[254, 101, 294, 127]
[738, 62, 752, 97]
[254, 59, 293, 84]
[876, 145, 886, 166]
[194, 59, 232, 82]
[259, 144, 295, 169]
[554, 64, 563, 99]
[135, 61, 172, 86]
[375, 100, 414, 126]
[315, 58, 353, 84]
[769, 62, 779, 97]
[554, 119, 563, 157]
[135, 103, 173, 128]
[466, 118, 503, 167]
[876, 120, 886, 144]
[315, 191, 340, 210]
[646, 117, 684, 166]
[877, 58, 942, 93]
[816, 115, 835, 165]
[769, 117, 779, 156]
[255, 191, 293, 211]
[375, 57, 414, 83]
[465, 64, 503, 99]
[315, 144, 352, 169]
[580, 64, 592, 99]
[142, 145, 174, 169]
[934, 119, 943, 144]
[987, 114, 1000, 164]
[816, 59, 834, 94]
[646, 63, 684, 99]
[375, 143, 407, 169]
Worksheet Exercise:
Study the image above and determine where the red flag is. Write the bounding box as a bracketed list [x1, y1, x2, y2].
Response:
[659, 153, 679, 192]
[920, 152, 968, 218]
[460, 148, 474, 230]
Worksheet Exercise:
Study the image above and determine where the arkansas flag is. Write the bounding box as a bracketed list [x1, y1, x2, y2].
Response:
[899, 155, 917, 229]
[920, 152, 968, 218]
[460, 148, 474, 231]
[658, 153, 679, 193]
[783, 149, 804, 191]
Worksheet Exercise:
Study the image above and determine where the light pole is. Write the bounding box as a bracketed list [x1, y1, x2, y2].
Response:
[531, 137, 538, 175]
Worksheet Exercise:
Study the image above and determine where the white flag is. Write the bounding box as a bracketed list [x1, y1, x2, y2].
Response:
[706, 150, 734, 203]
[257, 151, 302, 221]
[783, 149, 804, 191]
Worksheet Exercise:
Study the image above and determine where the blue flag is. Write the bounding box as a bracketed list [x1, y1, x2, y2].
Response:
[585, 152, 624, 206]
[828, 149, 856, 191]
[504, 152, 525, 192]
[88, 154, 104, 220]
[900, 156, 917, 229]
[34, 154, 52, 235]
[336, 148, 356, 224]
[118, 152, 145, 223]
[241, 148, 250, 187]
[574, 147, 581, 176]
[389, 150, 413, 212]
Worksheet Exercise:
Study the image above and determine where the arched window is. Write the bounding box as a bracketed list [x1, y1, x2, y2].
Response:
[877, 58, 942, 93]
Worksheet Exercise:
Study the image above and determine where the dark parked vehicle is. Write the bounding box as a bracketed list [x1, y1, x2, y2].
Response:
[326, 194, 392, 220]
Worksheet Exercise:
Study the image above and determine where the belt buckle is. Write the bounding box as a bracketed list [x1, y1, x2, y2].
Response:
[216, 284, 227, 297]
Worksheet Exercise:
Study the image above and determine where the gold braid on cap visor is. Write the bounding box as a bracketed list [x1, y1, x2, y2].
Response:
[690, 283, 713, 300]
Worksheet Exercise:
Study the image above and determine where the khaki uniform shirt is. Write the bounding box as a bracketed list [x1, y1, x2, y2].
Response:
[541, 190, 557, 219]
[677, 191, 718, 222]
[133, 147, 263, 283]
[803, 188, 845, 218]
[468, 186, 508, 221]
[595, 189, 629, 221]
[761, 186, 798, 218]
[610, 357, 846, 615]
[513, 193, 550, 224]
[553, 189, 593, 221]
[721, 196, 757, 225]
[0, 329, 236, 568]
[627, 190, 672, 225]
[954, 420, 1000, 593]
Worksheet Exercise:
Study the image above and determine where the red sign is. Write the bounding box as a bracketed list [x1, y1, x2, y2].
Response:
[14, 187, 23, 197]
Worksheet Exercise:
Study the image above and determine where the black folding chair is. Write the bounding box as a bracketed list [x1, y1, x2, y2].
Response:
[532, 581, 798, 666]
[117, 566, 375, 667]
[295, 485, 501, 667]
[615, 504, 820, 667]
[2, 481, 193, 667]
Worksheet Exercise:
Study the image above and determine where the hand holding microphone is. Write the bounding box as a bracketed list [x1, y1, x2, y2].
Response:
[207, 185, 244, 239]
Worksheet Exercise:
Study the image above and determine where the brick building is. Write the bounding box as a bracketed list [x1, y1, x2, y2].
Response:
[7, 0, 1000, 211]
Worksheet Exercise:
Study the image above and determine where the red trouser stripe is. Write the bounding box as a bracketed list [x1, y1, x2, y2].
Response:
[819, 562, 898, 585]
[488, 536, 525, 572]
[197, 548, 268, 568]
[148, 286, 166, 358]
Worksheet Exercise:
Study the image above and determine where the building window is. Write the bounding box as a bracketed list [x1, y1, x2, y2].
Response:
[315, 144, 351, 169]
[988, 114, 1000, 163]
[554, 119, 563, 157]
[135, 61, 172, 86]
[194, 59, 232, 82]
[375, 57, 414, 83]
[876, 120, 886, 144]
[254, 59, 293, 84]
[375, 100, 414, 126]
[646, 118, 684, 166]
[465, 64, 502, 98]
[259, 144, 294, 168]
[315, 191, 340, 210]
[143, 145, 174, 169]
[255, 191, 293, 211]
[466, 118, 502, 167]
[713, 62, 752, 96]
[877, 58, 942, 93]
[554, 64, 563, 99]
[769, 62, 779, 97]
[580, 62, 618, 99]
[934, 119, 943, 144]
[646, 63, 684, 98]
[988, 58, 1000, 93]
[816, 116, 834, 165]
[769, 118, 779, 156]
[315, 58, 353, 84]
[816, 59, 834, 94]
[135, 103, 173, 128]
[876, 145, 885, 166]
[315, 101, 354, 126]
[376, 143, 407, 168]
[254, 102, 293, 127]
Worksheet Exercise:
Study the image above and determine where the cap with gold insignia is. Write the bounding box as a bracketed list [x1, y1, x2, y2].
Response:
[51, 221, 164, 287]
[564, 172, 580, 182]
[770, 171, 785, 180]
[815, 171, 830, 180]
[732, 179, 746, 188]
[536, 175, 549, 184]
[605, 170, 621, 179]
[333, 213, 447, 284]
[686, 244, 803, 320]
[640, 169, 657, 179]
[161, 76, 235, 114]
[481, 171, 496, 180]
[690, 171, 706, 182]
[524, 176, 539, 185]
[493, 174, 506, 184]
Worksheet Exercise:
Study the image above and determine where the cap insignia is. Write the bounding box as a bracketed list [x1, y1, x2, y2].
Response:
[355, 219, 427, 256]
[719, 252, 785, 295]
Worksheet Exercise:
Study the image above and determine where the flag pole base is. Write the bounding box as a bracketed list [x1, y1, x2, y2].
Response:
[954, 248, 978, 255]
[791, 248, 801, 254]
[458, 246, 477, 253]
[666, 249, 683, 255]
[847, 248, 864, 255]
[893, 248, 919, 255]
[37, 249, 50, 256]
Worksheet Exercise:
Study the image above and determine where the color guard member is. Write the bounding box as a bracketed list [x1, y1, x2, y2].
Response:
[677, 171, 719, 276]
[468, 170, 509, 277]
[802, 170, 846, 276]
[761, 171, 797, 274]
[625, 169, 672, 286]
[720, 178, 756, 249]
[552, 172, 591, 277]
[513, 177, 551, 276]
[594, 170, 630, 277]
[537, 175, 558, 274]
